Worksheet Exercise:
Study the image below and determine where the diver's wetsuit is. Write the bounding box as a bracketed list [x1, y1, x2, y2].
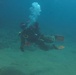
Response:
[20, 22, 55, 52]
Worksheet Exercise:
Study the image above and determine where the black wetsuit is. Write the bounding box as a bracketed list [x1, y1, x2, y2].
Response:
[20, 23, 54, 52]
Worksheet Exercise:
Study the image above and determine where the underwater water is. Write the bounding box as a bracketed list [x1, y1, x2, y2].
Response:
[0, 0, 76, 75]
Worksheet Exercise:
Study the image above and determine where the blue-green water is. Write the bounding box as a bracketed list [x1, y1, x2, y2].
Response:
[0, 0, 76, 75]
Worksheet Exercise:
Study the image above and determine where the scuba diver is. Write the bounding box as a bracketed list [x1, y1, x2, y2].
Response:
[19, 22, 64, 52]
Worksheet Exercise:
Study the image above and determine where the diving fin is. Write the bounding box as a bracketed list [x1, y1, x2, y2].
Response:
[55, 35, 64, 41]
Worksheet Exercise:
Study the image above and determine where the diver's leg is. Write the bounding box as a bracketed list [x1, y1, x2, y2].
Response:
[49, 44, 58, 50]
[36, 39, 60, 51]
[36, 41, 50, 51]
[20, 36, 25, 52]
[50, 44, 64, 50]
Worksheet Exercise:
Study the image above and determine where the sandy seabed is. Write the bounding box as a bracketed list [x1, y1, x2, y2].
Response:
[0, 29, 76, 75]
